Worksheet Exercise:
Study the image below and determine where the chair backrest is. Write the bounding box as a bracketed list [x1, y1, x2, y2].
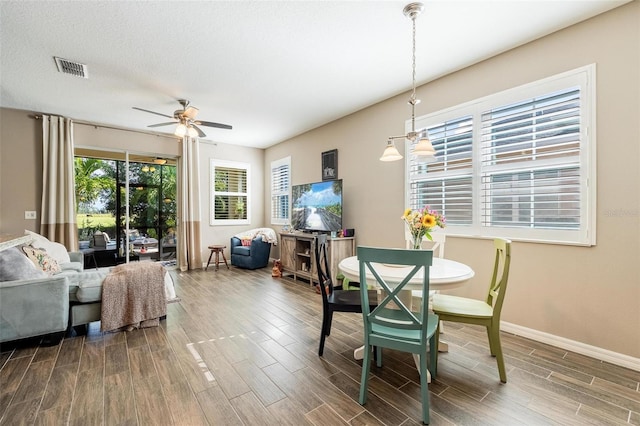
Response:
[93, 231, 108, 248]
[315, 234, 334, 305]
[486, 238, 512, 321]
[357, 247, 433, 346]
[404, 230, 446, 258]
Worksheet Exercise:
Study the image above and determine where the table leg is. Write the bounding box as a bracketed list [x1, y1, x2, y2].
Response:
[205, 250, 214, 271]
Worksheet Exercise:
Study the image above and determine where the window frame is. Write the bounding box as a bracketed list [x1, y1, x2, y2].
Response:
[405, 65, 596, 246]
[210, 159, 251, 226]
[270, 156, 291, 225]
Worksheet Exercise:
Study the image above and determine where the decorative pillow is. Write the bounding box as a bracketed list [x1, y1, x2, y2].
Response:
[21, 245, 62, 275]
[24, 230, 71, 264]
[0, 247, 47, 281]
[241, 238, 253, 247]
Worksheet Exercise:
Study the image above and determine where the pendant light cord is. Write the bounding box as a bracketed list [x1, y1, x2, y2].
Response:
[410, 14, 417, 134]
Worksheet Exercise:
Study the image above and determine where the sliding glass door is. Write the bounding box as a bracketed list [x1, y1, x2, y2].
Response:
[74, 150, 177, 266]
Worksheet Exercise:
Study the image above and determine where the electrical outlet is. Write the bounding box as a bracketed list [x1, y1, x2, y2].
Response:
[25, 211, 37, 220]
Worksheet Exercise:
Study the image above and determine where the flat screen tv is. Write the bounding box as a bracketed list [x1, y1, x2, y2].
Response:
[291, 179, 343, 233]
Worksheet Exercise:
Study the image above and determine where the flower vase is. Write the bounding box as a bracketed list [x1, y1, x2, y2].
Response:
[411, 235, 422, 250]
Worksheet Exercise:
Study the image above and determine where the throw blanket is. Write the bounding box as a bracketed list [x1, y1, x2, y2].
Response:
[234, 227, 278, 245]
[101, 262, 167, 332]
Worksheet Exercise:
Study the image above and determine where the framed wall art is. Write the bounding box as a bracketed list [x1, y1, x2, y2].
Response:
[322, 149, 338, 181]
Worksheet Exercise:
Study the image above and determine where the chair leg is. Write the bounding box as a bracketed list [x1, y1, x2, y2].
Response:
[486, 325, 497, 356]
[488, 324, 507, 383]
[419, 351, 431, 424]
[429, 333, 438, 379]
[325, 311, 334, 337]
[375, 346, 382, 367]
[318, 328, 327, 356]
[318, 310, 330, 356]
[359, 343, 372, 405]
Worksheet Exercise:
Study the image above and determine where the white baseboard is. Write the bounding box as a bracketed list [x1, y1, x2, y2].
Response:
[501, 321, 640, 372]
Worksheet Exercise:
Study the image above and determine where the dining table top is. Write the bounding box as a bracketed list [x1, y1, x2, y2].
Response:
[338, 255, 475, 291]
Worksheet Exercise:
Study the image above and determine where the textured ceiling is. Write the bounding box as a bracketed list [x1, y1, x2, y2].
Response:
[0, 1, 630, 149]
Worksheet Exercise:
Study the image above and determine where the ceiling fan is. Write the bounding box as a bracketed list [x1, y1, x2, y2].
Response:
[132, 99, 232, 138]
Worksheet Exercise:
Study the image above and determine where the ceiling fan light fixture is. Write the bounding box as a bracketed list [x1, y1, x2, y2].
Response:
[174, 123, 187, 137]
[380, 140, 403, 162]
[187, 126, 198, 138]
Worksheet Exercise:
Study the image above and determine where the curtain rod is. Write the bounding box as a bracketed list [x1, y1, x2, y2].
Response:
[31, 114, 217, 145]
[32, 114, 179, 139]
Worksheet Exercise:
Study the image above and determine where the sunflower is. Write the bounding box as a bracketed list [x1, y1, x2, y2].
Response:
[422, 214, 436, 228]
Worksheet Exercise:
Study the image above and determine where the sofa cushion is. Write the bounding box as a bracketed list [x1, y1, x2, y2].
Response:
[0, 247, 47, 281]
[21, 246, 62, 275]
[75, 268, 111, 303]
[60, 261, 84, 273]
[24, 230, 71, 264]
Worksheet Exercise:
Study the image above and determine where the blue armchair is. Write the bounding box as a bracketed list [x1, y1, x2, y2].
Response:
[230, 236, 272, 269]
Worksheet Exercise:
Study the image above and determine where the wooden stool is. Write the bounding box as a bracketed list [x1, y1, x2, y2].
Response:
[205, 245, 229, 271]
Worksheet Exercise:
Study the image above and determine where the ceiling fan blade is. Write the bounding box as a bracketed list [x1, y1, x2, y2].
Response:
[132, 107, 174, 119]
[183, 106, 199, 119]
[196, 120, 233, 130]
[147, 122, 177, 128]
[191, 124, 207, 138]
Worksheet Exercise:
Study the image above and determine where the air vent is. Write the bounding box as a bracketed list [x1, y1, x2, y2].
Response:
[54, 57, 88, 78]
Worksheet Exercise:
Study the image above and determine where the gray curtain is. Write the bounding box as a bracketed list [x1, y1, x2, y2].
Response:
[40, 115, 78, 251]
[178, 136, 203, 270]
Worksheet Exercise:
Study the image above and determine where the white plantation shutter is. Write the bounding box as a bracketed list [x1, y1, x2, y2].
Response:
[211, 160, 250, 225]
[480, 88, 581, 229]
[271, 157, 290, 225]
[409, 116, 473, 225]
[408, 65, 595, 245]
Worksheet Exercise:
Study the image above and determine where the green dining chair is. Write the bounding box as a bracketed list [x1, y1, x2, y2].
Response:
[432, 238, 511, 383]
[358, 247, 438, 425]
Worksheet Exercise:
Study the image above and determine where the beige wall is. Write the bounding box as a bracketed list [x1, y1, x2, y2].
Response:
[265, 2, 640, 361]
[198, 141, 265, 263]
[0, 109, 43, 233]
[0, 109, 265, 266]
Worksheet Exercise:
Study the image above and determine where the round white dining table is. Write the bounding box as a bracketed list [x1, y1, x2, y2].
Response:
[338, 255, 475, 291]
[338, 254, 475, 379]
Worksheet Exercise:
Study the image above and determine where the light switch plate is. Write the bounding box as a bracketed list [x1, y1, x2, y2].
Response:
[25, 211, 37, 219]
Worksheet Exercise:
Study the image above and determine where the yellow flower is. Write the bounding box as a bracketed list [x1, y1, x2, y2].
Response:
[422, 214, 436, 228]
[402, 208, 412, 219]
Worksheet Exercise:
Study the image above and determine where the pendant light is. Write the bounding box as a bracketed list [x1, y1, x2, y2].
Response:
[380, 2, 436, 162]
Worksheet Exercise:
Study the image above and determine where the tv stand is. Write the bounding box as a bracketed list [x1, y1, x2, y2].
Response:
[279, 232, 355, 285]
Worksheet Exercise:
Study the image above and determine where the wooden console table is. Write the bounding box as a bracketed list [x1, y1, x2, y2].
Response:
[279, 232, 354, 285]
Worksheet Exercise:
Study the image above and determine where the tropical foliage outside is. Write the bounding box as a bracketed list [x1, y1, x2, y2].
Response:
[74, 157, 177, 243]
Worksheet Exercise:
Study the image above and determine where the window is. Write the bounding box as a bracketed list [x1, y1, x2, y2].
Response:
[407, 65, 595, 245]
[211, 159, 250, 225]
[271, 157, 291, 225]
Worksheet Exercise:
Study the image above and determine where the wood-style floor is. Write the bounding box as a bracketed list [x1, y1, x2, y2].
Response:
[1, 267, 639, 425]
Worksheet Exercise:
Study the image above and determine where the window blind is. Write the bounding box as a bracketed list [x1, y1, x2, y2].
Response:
[211, 160, 250, 225]
[480, 87, 581, 230]
[409, 115, 473, 225]
[271, 158, 290, 224]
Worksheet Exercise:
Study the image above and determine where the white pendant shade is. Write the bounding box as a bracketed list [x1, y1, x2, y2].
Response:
[380, 141, 403, 162]
[187, 126, 198, 138]
[414, 137, 435, 156]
